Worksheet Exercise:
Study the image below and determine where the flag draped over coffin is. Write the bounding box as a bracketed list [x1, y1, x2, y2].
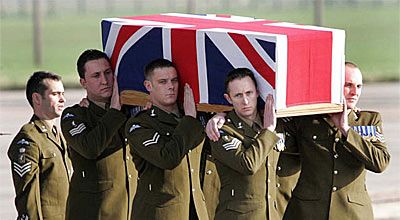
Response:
[101, 13, 345, 115]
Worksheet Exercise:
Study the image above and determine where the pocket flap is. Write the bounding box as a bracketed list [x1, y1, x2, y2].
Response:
[347, 192, 369, 206]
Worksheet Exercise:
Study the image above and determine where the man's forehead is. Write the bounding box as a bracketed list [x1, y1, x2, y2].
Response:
[152, 67, 178, 79]
[84, 58, 112, 72]
[44, 79, 64, 92]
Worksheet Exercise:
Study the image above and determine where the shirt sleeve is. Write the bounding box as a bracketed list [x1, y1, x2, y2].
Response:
[211, 126, 279, 175]
[341, 112, 390, 173]
[8, 133, 42, 220]
[125, 115, 204, 170]
[61, 107, 127, 159]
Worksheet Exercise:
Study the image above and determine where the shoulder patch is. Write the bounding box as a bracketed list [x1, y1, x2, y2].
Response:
[62, 113, 75, 120]
[351, 125, 385, 143]
[222, 137, 241, 151]
[143, 132, 160, 147]
[16, 139, 29, 145]
[129, 124, 141, 133]
[275, 133, 286, 151]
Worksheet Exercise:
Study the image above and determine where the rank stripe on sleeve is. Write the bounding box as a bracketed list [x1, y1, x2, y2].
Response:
[143, 132, 160, 147]
[69, 123, 86, 136]
[13, 162, 31, 177]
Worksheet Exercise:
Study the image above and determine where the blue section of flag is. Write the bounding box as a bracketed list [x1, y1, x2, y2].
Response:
[117, 28, 164, 92]
[101, 20, 112, 50]
[257, 39, 276, 62]
[204, 34, 233, 105]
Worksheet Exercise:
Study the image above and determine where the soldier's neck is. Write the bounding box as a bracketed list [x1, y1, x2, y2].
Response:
[154, 103, 180, 116]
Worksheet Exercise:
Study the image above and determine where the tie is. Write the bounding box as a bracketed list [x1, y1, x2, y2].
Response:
[52, 126, 60, 144]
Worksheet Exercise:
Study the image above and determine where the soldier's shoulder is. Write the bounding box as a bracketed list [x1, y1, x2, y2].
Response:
[357, 110, 381, 118]
[61, 104, 86, 120]
[8, 127, 37, 157]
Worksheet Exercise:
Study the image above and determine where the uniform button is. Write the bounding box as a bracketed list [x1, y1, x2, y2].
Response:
[166, 132, 170, 136]
[277, 183, 281, 187]
[207, 154, 212, 158]
[192, 188, 195, 192]
[128, 174, 132, 178]
[332, 186, 337, 191]
[312, 135, 317, 140]
[227, 119, 231, 122]
[277, 166, 281, 171]
[267, 163, 271, 167]
[334, 154, 339, 159]
[257, 131, 260, 134]
[52, 152, 56, 157]
[126, 156, 130, 160]
[30, 122, 34, 124]
[268, 194, 271, 199]
[206, 170, 212, 175]
[188, 150, 192, 153]
[267, 179, 271, 183]
[124, 138, 128, 142]
[191, 169, 194, 173]
[333, 170, 338, 175]
[285, 132, 290, 137]
[334, 137, 340, 142]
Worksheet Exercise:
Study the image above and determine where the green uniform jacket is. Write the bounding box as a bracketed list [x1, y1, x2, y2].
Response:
[211, 111, 280, 220]
[283, 110, 390, 220]
[275, 118, 301, 218]
[61, 101, 137, 220]
[8, 115, 72, 220]
[125, 106, 209, 220]
[201, 141, 221, 220]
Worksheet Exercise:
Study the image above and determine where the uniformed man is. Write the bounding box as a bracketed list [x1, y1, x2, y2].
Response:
[8, 71, 72, 220]
[125, 58, 208, 220]
[61, 49, 136, 220]
[282, 62, 391, 220]
[207, 68, 281, 219]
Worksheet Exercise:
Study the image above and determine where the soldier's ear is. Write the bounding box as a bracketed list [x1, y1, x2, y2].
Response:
[144, 80, 152, 92]
[32, 92, 42, 106]
[224, 93, 232, 104]
[79, 78, 87, 89]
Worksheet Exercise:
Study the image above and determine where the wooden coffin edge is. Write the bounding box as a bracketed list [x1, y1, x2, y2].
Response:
[121, 90, 343, 117]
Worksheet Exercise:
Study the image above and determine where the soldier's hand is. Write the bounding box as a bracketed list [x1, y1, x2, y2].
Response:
[110, 76, 121, 111]
[206, 113, 226, 142]
[183, 83, 196, 118]
[79, 97, 90, 108]
[330, 101, 350, 137]
[263, 94, 276, 132]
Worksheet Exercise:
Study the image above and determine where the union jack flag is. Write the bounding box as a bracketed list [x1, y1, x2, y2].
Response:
[101, 13, 345, 115]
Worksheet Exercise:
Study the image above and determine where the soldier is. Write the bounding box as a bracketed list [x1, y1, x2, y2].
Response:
[8, 71, 72, 220]
[125, 58, 208, 220]
[208, 68, 281, 219]
[61, 49, 136, 220]
[282, 62, 391, 219]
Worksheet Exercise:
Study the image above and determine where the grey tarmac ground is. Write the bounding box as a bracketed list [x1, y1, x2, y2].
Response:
[1, 82, 399, 219]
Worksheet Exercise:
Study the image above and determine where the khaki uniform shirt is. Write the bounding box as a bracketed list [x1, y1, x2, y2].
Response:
[283, 110, 390, 220]
[8, 115, 72, 220]
[61, 101, 137, 220]
[211, 111, 280, 220]
[125, 106, 209, 220]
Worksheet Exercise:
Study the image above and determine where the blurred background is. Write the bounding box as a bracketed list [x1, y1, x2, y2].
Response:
[0, 0, 399, 89]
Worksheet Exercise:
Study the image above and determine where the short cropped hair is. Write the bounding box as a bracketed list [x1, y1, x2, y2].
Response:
[345, 61, 358, 69]
[26, 71, 61, 107]
[224, 68, 258, 93]
[77, 49, 111, 79]
[144, 58, 177, 80]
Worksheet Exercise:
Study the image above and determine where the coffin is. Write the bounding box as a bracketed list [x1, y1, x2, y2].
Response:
[101, 13, 345, 117]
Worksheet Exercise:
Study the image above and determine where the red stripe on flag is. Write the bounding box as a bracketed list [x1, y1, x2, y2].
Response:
[170, 29, 200, 103]
[110, 25, 141, 70]
[285, 32, 333, 107]
[229, 33, 275, 88]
